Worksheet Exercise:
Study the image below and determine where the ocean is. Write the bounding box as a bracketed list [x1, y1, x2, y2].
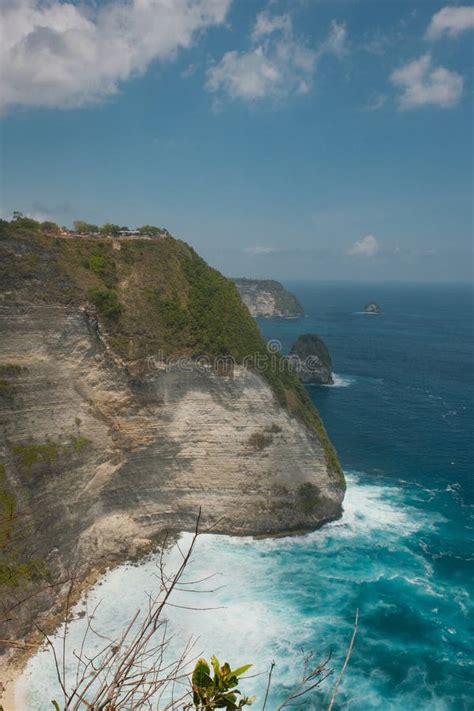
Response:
[17, 282, 474, 710]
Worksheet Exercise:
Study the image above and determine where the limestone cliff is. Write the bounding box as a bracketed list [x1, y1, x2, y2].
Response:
[233, 278, 304, 318]
[0, 225, 344, 645]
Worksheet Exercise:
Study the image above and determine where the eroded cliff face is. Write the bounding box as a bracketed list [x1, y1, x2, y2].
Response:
[1, 304, 341, 546]
[240, 289, 280, 317]
[233, 279, 304, 318]
[0, 228, 344, 647]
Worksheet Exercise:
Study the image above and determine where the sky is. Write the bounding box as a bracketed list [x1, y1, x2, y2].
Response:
[1, 0, 473, 282]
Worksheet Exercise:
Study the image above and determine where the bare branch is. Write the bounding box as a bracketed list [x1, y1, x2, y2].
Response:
[262, 660, 275, 711]
[327, 608, 359, 711]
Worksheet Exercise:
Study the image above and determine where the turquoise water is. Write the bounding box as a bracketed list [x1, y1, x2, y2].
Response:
[18, 283, 473, 709]
[257, 281, 474, 709]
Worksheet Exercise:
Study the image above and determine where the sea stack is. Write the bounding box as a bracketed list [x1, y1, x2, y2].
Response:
[364, 302, 381, 314]
[290, 334, 334, 385]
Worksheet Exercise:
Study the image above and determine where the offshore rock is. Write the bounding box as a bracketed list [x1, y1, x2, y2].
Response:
[290, 334, 334, 385]
[364, 302, 381, 314]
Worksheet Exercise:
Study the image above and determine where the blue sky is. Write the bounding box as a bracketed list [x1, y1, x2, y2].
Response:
[1, 0, 473, 282]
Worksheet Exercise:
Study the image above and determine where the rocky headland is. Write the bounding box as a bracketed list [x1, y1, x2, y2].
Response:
[233, 278, 304, 318]
[0, 221, 344, 667]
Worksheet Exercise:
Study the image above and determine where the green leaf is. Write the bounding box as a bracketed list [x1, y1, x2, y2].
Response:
[191, 657, 254, 710]
[51, 702, 61, 711]
[229, 663, 252, 678]
[192, 658, 213, 691]
[222, 662, 231, 677]
[211, 654, 221, 679]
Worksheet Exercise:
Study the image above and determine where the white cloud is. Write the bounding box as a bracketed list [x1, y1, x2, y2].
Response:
[426, 6, 474, 40]
[243, 245, 277, 255]
[207, 16, 316, 101]
[206, 10, 346, 102]
[251, 11, 292, 40]
[347, 235, 380, 258]
[0, 0, 231, 111]
[206, 44, 316, 100]
[390, 53, 463, 109]
[322, 20, 348, 58]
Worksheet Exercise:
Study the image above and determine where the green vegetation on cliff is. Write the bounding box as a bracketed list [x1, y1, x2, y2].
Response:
[262, 360, 341, 477]
[0, 464, 48, 588]
[0, 220, 343, 484]
[13, 442, 60, 472]
[12, 437, 92, 477]
[88, 286, 122, 320]
[291, 334, 332, 370]
[0, 223, 265, 362]
[0, 433, 92, 592]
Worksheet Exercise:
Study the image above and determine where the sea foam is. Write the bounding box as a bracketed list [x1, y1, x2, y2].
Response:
[325, 373, 356, 388]
[16, 474, 448, 711]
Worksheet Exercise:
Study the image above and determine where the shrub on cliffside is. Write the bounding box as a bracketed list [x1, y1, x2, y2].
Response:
[88, 287, 122, 320]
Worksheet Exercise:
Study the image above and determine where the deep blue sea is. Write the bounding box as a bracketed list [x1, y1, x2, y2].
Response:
[19, 282, 473, 710]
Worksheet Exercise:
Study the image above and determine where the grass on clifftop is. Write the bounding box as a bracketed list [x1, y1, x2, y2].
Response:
[0, 223, 343, 483]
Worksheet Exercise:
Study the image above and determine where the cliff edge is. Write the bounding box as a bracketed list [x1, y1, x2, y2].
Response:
[0, 224, 344, 646]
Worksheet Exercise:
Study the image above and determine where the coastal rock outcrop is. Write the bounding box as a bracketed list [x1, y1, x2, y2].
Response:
[290, 334, 334, 385]
[364, 302, 381, 314]
[233, 278, 304, 318]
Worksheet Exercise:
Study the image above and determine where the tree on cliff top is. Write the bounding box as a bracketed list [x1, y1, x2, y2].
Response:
[100, 223, 121, 236]
[138, 224, 162, 235]
[73, 220, 99, 234]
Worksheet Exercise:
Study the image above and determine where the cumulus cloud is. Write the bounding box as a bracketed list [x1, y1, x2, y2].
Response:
[205, 44, 316, 101]
[426, 5, 474, 40]
[206, 10, 346, 102]
[390, 53, 463, 109]
[251, 10, 292, 41]
[0, 0, 231, 111]
[347, 235, 380, 258]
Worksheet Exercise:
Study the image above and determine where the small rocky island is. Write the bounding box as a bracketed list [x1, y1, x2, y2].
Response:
[234, 278, 304, 318]
[364, 301, 381, 314]
[290, 334, 334, 385]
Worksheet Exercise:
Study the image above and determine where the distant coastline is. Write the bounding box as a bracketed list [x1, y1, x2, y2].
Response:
[233, 278, 304, 318]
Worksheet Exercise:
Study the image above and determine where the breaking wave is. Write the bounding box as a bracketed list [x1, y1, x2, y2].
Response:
[17, 473, 470, 711]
